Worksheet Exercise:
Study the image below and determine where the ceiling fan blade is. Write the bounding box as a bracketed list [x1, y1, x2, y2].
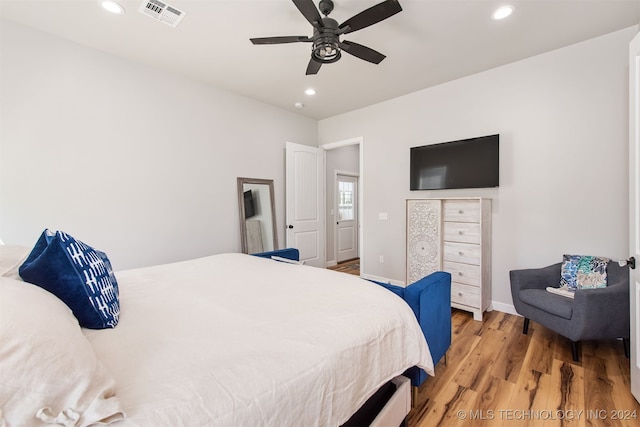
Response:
[339, 0, 402, 34]
[306, 58, 322, 75]
[339, 40, 386, 64]
[293, 0, 324, 28]
[250, 36, 310, 45]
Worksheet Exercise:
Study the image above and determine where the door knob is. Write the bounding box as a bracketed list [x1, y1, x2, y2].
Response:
[619, 257, 636, 269]
[287, 225, 294, 229]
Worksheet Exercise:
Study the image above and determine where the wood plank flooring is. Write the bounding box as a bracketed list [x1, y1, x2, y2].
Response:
[408, 309, 640, 427]
[325, 265, 638, 425]
[328, 258, 360, 275]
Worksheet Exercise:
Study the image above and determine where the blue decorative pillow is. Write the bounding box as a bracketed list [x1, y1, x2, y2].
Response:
[560, 254, 609, 290]
[19, 230, 120, 329]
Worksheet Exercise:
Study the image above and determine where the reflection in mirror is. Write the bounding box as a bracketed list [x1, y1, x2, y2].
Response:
[237, 177, 278, 254]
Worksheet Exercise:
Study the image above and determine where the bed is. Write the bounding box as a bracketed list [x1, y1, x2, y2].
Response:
[0, 236, 434, 427]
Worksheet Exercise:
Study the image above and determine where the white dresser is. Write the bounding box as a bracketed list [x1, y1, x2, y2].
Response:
[406, 198, 491, 321]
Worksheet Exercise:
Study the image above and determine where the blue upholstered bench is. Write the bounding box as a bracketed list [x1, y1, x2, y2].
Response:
[369, 272, 452, 387]
[251, 248, 300, 262]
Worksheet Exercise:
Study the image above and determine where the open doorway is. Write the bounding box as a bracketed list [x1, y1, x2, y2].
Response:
[336, 173, 358, 263]
[320, 137, 363, 274]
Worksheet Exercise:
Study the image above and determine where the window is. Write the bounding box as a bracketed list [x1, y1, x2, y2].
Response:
[338, 181, 354, 221]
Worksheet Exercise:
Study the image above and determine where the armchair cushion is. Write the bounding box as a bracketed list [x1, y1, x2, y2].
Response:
[519, 289, 573, 320]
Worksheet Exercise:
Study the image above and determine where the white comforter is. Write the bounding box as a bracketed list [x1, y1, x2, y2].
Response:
[84, 253, 433, 427]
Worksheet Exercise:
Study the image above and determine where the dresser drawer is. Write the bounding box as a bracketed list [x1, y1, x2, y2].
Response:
[443, 242, 481, 265]
[444, 261, 481, 286]
[407, 198, 490, 322]
[443, 200, 480, 223]
[443, 221, 481, 244]
[451, 282, 481, 308]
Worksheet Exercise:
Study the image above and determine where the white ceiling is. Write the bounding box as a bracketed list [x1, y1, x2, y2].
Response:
[1, 0, 638, 120]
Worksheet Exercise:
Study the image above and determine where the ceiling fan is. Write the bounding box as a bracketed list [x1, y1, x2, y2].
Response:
[250, 0, 402, 75]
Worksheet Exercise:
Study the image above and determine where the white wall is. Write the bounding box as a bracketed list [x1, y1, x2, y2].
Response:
[2, 18, 635, 313]
[0, 20, 317, 270]
[318, 26, 638, 312]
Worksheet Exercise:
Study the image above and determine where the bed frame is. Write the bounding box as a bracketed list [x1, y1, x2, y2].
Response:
[341, 376, 411, 427]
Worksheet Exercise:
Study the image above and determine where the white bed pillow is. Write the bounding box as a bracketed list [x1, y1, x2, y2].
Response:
[0, 277, 125, 427]
[0, 245, 30, 280]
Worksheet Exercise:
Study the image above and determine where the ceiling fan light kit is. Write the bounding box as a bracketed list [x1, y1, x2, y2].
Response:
[250, 0, 403, 75]
[311, 17, 342, 64]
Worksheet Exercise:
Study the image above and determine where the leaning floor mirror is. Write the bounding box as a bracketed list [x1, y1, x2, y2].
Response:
[237, 177, 278, 254]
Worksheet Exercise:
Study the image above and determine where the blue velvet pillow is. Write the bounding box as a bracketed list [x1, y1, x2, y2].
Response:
[19, 230, 120, 329]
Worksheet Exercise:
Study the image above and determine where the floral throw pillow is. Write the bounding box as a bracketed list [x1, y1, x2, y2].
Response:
[560, 254, 609, 290]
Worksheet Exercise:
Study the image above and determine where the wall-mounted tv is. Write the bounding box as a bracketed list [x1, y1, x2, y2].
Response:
[410, 134, 499, 190]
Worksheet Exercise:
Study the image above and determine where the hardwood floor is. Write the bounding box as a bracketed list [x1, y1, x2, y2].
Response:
[328, 258, 360, 275]
[409, 309, 640, 427]
[325, 265, 638, 425]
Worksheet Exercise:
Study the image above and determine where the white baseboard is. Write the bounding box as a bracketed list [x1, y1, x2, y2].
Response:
[326, 260, 337, 268]
[490, 301, 519, 316]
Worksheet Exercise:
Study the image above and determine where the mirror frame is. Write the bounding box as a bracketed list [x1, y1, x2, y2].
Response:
[237, 177, 278, 254]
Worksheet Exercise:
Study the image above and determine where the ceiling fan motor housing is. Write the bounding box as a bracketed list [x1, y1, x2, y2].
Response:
[318, 0, 334, 16]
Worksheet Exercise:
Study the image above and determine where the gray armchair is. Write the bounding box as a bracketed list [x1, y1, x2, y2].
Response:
[510, 261, 630, 361]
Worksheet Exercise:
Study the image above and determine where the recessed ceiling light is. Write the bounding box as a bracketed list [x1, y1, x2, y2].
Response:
[491, 5, 514, 20]
[100, 1, 125, 14]
[305, 88, 316, 96]
[294, 102, 304, 109]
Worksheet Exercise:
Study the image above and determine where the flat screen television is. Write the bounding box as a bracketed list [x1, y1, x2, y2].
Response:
[410, 134, 499, 190]
[243, 190, 256, 218]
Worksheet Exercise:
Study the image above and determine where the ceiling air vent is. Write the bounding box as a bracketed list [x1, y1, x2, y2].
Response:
[139, 0, 186, 28]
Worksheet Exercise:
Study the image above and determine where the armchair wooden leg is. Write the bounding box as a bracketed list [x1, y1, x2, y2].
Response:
[623, 338, 630, 359]
[523, 318, 530, 335]
[571, 341, 579, 362]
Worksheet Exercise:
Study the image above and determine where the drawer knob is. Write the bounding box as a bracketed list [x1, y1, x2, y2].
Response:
[458, 292, 463, 296]
[458, 210, 464, 214]
[458, 251, 464, 255]
[458, 230, 464, 235]
[458, 272, 463, 276]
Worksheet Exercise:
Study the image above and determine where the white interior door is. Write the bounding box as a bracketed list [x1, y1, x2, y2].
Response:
[630, 30, 640, 403]
[336, 174, 358, 262]
[285, 142, 325, 268]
